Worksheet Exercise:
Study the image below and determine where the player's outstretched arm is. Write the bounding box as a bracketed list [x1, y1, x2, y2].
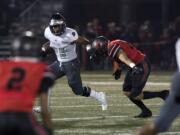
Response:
[117, 50, 135, 68]
[74, 36, 90, 45]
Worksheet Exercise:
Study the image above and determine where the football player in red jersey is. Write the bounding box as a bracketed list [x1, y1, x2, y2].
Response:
[0, 31, 55, 135]
[87, 36, 169, 118]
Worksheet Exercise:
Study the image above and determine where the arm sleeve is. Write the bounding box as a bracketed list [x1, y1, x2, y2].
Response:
[39, 69, 56, 93]
[176, 38, 180, 71]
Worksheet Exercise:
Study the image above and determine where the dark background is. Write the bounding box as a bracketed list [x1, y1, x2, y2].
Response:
[0, 0, 180, 70]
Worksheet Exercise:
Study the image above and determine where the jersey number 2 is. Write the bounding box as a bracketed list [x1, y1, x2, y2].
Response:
[6, 67, 26, 91]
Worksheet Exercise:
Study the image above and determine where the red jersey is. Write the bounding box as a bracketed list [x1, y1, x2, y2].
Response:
[108, 40, 145, 64]
[0, 60, 47, 112]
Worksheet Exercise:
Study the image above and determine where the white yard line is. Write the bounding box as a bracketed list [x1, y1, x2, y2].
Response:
[52, 115, 129, 121]
[49, 103, 162, 108]
[52, 115, 159, 122]
[54, 129, 180, 135]
[55, 128, 180, 135]
[50, 95, 127, 99]
[55, 129, 132, 135]
[55, 81, 170, 86]
[82, 81, 170, 86]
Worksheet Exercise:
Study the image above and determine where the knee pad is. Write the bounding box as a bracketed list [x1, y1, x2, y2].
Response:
[82, 86, 91, 97]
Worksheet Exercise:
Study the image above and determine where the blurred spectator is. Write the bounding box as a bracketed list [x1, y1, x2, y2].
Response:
[106, 21, 120, 40]
[83, 22, 98, 41]
[92, 18, 104, 35]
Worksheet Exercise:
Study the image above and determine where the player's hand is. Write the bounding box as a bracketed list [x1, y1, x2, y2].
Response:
[135, 124, 156, 135]
[86, 44, 98, 61]
[86, 45, 94, 54]
[40, 49, 47, 57]
[132, 66, 142, 75]
[113, 69, 122, 80]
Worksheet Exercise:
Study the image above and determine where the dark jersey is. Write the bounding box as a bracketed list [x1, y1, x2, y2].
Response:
[0, 60, 54, 112]
[108, 39, 145, 64]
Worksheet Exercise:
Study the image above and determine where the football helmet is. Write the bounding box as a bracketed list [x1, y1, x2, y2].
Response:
[11, 31, 41, 58]
[49, 13, 66, 35]
[91, 36, 109, 56]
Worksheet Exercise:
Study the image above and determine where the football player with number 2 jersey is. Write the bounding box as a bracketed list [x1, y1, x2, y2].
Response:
[0, 31, 54, 135]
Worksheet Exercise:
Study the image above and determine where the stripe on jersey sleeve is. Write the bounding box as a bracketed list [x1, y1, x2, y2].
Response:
[109, 45, 121, 58]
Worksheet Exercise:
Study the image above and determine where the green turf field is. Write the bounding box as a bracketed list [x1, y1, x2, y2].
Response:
[36, 71, 180, 135]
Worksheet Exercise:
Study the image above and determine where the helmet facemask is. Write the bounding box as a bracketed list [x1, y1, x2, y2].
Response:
[49, 13, 66, 36]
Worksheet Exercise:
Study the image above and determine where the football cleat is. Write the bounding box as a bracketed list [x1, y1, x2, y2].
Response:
[134, 109, 152, 118]
[160, 90, 169, 100]
[98, 92, 108, 111]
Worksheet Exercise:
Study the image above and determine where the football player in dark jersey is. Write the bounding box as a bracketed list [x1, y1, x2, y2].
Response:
[0, 31, 55, 135]
[87, 36, 169, 118]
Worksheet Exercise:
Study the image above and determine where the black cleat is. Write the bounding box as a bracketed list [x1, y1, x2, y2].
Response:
[134, 110, 152, 118]
[160, 90, 169, 100]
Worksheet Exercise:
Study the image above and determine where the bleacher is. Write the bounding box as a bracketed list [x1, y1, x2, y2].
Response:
[0, 37, 11, 59]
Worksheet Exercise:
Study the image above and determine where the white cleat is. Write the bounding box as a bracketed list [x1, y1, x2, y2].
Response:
[33, 106, 41, 113]
[98, 92, 108, 111]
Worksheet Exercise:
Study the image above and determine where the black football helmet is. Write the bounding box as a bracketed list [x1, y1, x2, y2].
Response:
[86, 36, 109, 62]
[91, 36, 109, 56]
[49, 13, 66, 35]
[11, 31, 41, 58]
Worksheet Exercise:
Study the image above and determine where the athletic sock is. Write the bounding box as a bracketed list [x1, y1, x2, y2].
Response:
[143, 91, 167, 99]
[143, 91, 161, 99]
[129, 97, 150, 111]
[90, 89, 100, 99]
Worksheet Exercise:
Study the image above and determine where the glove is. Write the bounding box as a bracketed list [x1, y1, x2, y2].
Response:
[113, 69, 122, 80]
[132, 66, 142, 75]
[40, 50, 47, 57]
